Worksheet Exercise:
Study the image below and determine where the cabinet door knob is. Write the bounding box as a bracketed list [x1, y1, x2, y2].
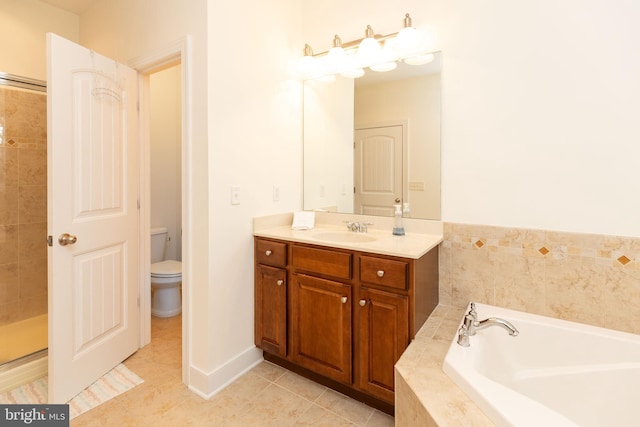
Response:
[341, 296, 348, 304]
[265, 250, 272, 256]
[359, 299, 367, 307]
[276, 279, 283, 286]
[377, 270, 385, 278]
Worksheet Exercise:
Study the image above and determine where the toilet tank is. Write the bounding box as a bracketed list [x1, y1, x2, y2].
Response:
[150, 227, 168, 263]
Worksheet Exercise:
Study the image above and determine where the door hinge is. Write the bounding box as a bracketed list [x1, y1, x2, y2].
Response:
[137, 296, 140, 308]
[137, 199, 140, 209]
[47, 235, 53, 247]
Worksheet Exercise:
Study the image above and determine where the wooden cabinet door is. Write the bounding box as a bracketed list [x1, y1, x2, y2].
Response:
[255, 265, 287, 357]
[357, 286, 409, 403]
[291, 273, 352, 384]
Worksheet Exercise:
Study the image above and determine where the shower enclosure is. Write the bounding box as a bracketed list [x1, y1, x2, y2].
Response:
[0, 73, 48, 379]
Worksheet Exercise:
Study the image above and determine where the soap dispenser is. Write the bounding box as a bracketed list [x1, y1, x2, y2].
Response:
[392, 204, 405, 236]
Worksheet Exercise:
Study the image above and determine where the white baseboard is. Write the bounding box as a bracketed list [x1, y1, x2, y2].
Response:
[188, 346, 263, 399]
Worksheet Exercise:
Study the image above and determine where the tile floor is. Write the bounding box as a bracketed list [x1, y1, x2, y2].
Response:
[71, 315, 394, 426]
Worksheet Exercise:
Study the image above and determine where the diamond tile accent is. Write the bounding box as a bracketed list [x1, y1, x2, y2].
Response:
[617, 255, 631, 265]
[538, 246, 549, 255]
[474, 240, 485, 248]
[7, 139, 16, 146]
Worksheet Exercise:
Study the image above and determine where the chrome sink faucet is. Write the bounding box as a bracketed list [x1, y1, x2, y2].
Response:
[457, 302, 519, 347]
[344, 221, 372, 233]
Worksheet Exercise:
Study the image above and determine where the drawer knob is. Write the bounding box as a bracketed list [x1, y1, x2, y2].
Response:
[377, 270, 385, 278]
[276, 279, 283, 286]
[265, 250, 272, 256]
[359, 299, 367, 307]
[341, 296, 348, 304]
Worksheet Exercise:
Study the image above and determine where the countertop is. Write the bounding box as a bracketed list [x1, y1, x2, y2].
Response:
[253, 212, 443, 259]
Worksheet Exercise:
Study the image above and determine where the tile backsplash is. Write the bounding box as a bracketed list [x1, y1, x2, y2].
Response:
[439, 222, 640, 334]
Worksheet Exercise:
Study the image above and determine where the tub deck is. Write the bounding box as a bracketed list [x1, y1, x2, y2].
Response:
[395, 304, 495, 426]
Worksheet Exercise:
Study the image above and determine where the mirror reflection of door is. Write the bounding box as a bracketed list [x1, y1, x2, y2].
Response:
[354, 125, 403, 216]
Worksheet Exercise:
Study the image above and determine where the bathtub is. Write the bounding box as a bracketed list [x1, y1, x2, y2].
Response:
[442, 302, 640, 427]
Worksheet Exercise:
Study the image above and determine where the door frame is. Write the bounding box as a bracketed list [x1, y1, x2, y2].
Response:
[128, 36, 192, 384]
[354, 120, 409, 209]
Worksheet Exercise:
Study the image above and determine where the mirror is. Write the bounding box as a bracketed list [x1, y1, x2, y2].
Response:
[303, 51, 441, 220]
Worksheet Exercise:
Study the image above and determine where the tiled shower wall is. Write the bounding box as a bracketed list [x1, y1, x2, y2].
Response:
[439, 222, 640, 335]
[0, 86, 47, 326]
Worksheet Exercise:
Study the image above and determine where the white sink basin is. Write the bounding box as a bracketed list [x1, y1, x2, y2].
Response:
[312, 231, 377, 243]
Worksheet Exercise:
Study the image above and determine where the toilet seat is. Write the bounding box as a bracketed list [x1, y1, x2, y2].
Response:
[151, 260, 182, 278]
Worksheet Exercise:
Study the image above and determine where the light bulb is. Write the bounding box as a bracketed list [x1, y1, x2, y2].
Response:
[369, 61, 397, 72]
[396, 26, 420, 51]
[394, 13, 423, 56]
[324, 35, 349, 75]
[356, 26, 382, 68]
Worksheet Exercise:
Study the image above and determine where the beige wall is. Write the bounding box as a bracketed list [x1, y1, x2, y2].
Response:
[150, 65, 182, 262]
[0, 0, 79, 80]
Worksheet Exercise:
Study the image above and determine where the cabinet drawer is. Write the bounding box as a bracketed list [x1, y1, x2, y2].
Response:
[360, 255, 408, 291]
[255, 239, 287, 267]
[291, 245, 352, 280]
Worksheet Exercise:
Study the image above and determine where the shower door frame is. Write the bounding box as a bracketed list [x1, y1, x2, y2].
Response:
[0, 73, 48, 370]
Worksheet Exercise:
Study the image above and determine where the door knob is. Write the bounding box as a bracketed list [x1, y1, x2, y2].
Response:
[395, 198, 401, 203]
[359, 299, 367, 306]
[58, 233, 77, 246]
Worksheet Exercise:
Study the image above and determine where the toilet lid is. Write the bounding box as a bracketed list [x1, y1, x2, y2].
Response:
[151, 260, 182, 277]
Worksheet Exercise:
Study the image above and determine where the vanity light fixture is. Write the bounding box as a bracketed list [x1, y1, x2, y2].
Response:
[299, 13, 430, 80]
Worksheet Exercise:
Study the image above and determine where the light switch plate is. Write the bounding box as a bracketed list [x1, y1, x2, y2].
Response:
[231, 185, 240, 205]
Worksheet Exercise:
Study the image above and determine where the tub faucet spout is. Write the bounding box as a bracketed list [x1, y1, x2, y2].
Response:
[457, 303, 519, 346]
[473, 317, 519, 336]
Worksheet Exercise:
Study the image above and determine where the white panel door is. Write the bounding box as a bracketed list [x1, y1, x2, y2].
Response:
[47, 33, 139, 403]
[354, 126, 403, 216]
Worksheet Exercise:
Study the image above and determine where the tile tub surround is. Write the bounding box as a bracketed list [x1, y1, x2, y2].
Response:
[395, 305, 494, 426]
[395, 223, 640, 426]
[439, 222, 640, 335]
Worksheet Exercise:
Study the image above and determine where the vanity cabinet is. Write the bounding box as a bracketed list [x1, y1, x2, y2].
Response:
[254, 236, 439, 413]
[254, 239, 288, 357]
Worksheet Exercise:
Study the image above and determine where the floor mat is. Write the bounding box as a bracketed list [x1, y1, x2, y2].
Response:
[0, 363, 143, 419]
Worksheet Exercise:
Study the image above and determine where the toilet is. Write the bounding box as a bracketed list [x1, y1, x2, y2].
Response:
[150, 227, 182, 317]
